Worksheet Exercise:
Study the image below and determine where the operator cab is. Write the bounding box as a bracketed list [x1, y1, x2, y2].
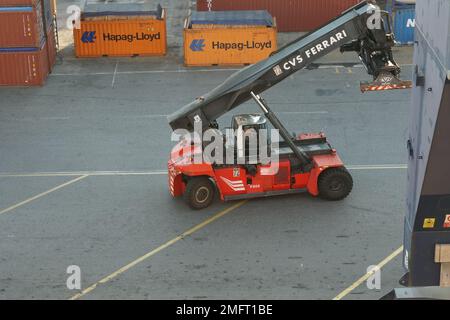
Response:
[231, 114, 267, 132]
[230, 114, 270, 164]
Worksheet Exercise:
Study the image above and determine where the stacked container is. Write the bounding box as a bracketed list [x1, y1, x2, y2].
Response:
[0, 0, 56, 86]
[388, 0, 416, 45]
[73, 1, 167, 57]
[184, 10, 277, 66]
[196, 0, 360, 32]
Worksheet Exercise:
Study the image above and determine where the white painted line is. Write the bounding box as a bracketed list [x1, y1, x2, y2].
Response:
[137, 114, 167, 118]
[3, 115, 168, 122]
[0, 175, 89, 216]
[319, 63, 413, 70]
[2, 112, 326, 122]
[51, 68, 241, 77]
[0, 165, 407, 178]
[279, 111, 329, 115]
[119, 68, 241, 74]
[3, 116, 72, 122]
[51, 72, 112, 76]
[0, 171, 166, 178]
[333, 246, 404, 300]
[347, 164, 407, 170]
[40, 117, 71, 121]
[50, 64, 413, 77]
[111, 61, 119, 88]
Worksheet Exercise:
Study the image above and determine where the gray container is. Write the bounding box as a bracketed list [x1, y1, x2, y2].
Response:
[404, 0, 450, 286]
[415, 0, 450, 75]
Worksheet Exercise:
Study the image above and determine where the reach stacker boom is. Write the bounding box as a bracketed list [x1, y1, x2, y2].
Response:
[167, 0, 411, 209]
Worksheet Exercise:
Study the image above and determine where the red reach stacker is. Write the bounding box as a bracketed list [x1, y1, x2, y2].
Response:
[167, 0, 412, 209]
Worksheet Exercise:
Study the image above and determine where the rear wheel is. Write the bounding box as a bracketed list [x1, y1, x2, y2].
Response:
[184, 177, 215, 210]
[318, 167, 353, 201]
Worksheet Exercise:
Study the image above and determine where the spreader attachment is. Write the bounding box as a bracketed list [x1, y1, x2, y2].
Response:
[360, 71, 413, 92]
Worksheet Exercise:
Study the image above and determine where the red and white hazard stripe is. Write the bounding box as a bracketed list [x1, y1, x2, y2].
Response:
[220, 177, 246, 192]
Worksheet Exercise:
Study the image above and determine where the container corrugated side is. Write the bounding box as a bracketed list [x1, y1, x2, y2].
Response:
[197, 0, 360, 32]
[0, 26, 56, 86]
[0, 0, 54, 33]
[45, 23, 57, 71]
[0, 2, 45, 48]
[0, 0, 38, 5]
[415, 0, 450, 71]
[393, 6, 415, 45]
[184, 20, 277, 66]
[42, 0, 54, 29]
[73, 9, 167, 57]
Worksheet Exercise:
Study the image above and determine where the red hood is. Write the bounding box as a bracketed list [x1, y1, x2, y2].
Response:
[169, 137, 203, 165]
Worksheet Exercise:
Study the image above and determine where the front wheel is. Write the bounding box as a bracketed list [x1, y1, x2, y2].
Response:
[318, 167, 353, 201]
[184, 177, 215, 210]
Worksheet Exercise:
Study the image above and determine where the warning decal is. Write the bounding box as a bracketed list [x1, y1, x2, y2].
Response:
[444, 215, 450, 228]
[423, 218, 436, 229]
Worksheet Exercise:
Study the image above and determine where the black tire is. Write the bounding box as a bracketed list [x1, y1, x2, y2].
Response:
[318, 167, 353, 201]
[184, 177, 215, 210]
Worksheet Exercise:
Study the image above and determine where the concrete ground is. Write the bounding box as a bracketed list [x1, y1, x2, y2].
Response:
[0, 0, 414, 300]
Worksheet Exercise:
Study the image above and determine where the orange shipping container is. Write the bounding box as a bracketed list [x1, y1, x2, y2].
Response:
[0, 0, 54, 16]
[0, 2, 46, 48]
[73, 10, 167, 58]
[184, 11, 277, 67]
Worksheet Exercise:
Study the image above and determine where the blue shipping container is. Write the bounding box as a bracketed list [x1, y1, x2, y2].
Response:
[386, 0, 416, 12]
[393, 6, 416, 45]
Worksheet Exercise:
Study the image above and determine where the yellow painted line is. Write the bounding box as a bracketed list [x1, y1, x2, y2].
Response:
[335, 67, 340, 74]
[69, 200, 248, 300]
[333, 246, 404, 300]
[0, 175, 89, 216]
[347, 68, 353, 74]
